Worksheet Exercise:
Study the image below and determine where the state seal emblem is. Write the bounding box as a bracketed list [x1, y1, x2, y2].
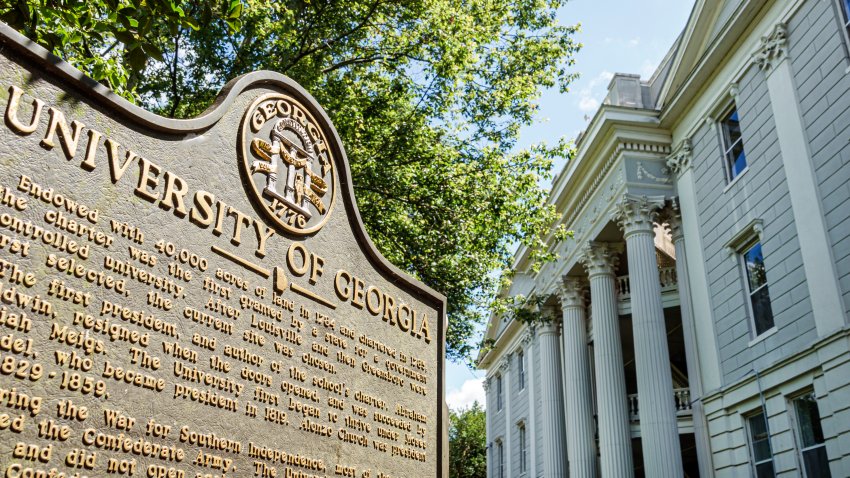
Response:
[240, 92, 337, 235]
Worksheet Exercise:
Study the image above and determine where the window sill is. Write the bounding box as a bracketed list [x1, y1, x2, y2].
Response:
[723, 166, 750, 193]
[748, 327, 777, 347]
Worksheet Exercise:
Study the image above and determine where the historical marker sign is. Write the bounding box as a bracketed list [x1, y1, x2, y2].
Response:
[0, 23, 445, 478]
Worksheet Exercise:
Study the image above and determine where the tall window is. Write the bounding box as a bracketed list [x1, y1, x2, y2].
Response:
[518, 350, 525, 390]
[748, 410, 776, 478]
[721, 105, 747, 181]
[496, 374, 503, 411]
[742, 242, 774, 336]
[794, 393, 832, 477]
[497, 440, 505, 478]
[518, 422, 528, 473]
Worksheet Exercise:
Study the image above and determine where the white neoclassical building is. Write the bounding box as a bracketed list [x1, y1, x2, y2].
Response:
[477, 0, 850, 477]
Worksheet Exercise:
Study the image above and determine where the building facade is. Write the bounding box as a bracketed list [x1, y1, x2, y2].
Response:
[477, 0, 850, 476]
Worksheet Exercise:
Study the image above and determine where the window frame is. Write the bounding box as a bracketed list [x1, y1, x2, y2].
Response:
[719, 103, 748, 183]
[739, 239, 775, 338]
[745, 408, 776, 478]
[790, 392, 832, 478]
[518, 421, 528, 474]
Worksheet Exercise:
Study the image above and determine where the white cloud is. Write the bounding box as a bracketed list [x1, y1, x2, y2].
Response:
[578, 96, 599, 113]
[629, 37, 641, 47]
[576, 70, 614, 114]
[447, 378, 486, 411]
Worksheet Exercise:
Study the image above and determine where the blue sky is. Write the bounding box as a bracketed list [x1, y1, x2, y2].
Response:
[445, 0, 696, 411]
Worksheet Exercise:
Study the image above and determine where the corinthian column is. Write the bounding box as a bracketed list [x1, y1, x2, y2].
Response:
[537, 311, 567, 477]
[664, 199, 713, 477]
[614, 195, 683, 477]
[581, 242, 633, 478]
[559, 277, 597, 478]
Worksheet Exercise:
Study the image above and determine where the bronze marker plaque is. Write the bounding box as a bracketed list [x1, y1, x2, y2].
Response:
[0, 23, 445, 478]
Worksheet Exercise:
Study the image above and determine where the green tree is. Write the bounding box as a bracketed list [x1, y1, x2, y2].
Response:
[1, 0, 579, 362]
[449, 402, 487, 478]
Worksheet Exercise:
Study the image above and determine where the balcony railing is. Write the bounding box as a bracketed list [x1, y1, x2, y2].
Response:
[627, 387, 692, 422]
[616, 266, 678, 299]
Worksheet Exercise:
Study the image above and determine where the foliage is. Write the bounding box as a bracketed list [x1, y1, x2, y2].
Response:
[2, 0, 580, 363]
[449, 402, 487, 478]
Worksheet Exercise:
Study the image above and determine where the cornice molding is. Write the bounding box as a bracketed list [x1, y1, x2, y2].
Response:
[562, 140, 671, 233]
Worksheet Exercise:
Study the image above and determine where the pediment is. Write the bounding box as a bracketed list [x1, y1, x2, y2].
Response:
[658, 0, 748, 107]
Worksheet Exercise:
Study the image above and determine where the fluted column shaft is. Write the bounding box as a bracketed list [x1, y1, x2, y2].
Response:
[560, 278, 598, 478]
[666, 202, 713, 477]
[615, 196, 683, 477]
[537, 319, 567, 478]
[582, 243, 634, 478]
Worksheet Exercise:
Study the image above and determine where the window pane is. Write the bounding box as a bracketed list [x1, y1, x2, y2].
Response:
[749, 413, 772, 461]
[756, 461, 776, 478]
[751, 285, 775, 334]
[750, 412, 767, 436]
[843, 0, 850, 19]
[795, 394, 826, 447]
[803, 447, 832, 478]
[725, 109, 741, 137]
[745, 243, 768, 290]
[730, 141, 747, 177]
[722, 108, 747, 180]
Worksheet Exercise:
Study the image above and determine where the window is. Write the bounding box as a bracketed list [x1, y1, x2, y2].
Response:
[497, 439, 505, 478]
[748, 410, 776, 478]
[496, 374, 503, 411]
[742, 242, 774, 336]
[794, 393, 832, 477]
[518, 422, 528, 474]
[518, 350, 525, 390]
[721, 105, 747, 181]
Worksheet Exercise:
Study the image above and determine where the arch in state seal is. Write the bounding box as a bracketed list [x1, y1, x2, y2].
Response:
[240, 93, 337, 235]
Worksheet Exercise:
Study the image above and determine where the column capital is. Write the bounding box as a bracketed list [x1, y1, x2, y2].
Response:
[753, 22, 788, 72]
[659, 197, 684, 243]
[537, 317, 561, 336]
[613, 194, 666, 237]
[665, 139, 692, 176]
[580, 241, 623, 278]
[521, 326, 535, 345]
[483, 377, 491, 391]
[498, 355, 511, 372]
[559, 276, 587, 308]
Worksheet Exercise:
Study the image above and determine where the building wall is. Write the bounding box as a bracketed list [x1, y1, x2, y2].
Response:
[482, 1, 850, 476]
[700, 1, 850, 476]
[788, 0, 850, 319]
[689, 60, 816, 384]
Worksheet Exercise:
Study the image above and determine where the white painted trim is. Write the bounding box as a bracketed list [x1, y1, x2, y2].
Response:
[765, 57, 847, 336]
[678, 168, 723, 390]
[504, 367, 512, 475]
[747, 326, 778, 347]
[722, 166, 750, 193]
[527, 334, 538, 478]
